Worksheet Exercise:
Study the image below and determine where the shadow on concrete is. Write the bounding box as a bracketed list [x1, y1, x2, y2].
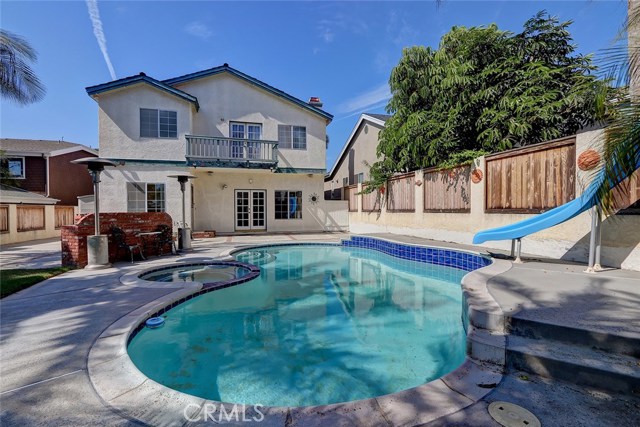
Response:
[561, 212, 640, 268]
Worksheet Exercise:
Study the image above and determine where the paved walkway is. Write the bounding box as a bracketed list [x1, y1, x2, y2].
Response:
[0, 237, 62, 269]
[1, 233, 639, 426]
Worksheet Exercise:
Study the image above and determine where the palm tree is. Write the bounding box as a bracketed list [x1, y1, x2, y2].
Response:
[592, 1, 640, 212]
[0, 29, 45, 105]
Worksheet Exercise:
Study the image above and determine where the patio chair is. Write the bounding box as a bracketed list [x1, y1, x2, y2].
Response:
[155, 224, 177, 255]
[110, 226, 145, 263]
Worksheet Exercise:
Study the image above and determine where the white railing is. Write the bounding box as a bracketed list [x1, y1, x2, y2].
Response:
[186, 135, 278, 165]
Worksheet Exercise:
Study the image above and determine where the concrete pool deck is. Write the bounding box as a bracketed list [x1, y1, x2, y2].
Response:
[1, 233, 639, 426]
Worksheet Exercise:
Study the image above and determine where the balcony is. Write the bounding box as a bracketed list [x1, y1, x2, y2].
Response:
[186, 135, 278, 169]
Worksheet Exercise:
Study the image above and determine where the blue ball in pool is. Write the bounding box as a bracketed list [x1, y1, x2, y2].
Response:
[145, 317, 165, 329]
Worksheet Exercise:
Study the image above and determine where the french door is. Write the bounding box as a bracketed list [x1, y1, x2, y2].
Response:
[235, 190, 266, 231]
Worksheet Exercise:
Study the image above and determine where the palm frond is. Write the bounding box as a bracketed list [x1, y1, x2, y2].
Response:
[0, 29, 45, 104]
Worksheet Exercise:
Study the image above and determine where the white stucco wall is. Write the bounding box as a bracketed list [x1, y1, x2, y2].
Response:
[174, 73, 327, 170]
[94, 72, 327, 172]
[95, 84, 194, 161]
[99, 164, 192, 228]
[191, 169, 329, 233]
[348, 129, 640, 271]
[325, 119, 384, 193]
[97, 165, 348, 234]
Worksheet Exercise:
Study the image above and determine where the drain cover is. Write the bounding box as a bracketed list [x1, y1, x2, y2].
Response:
[488, 401, 540, 427]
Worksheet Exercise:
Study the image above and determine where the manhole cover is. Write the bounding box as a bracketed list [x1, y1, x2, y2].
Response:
[488, 401, 541, 427]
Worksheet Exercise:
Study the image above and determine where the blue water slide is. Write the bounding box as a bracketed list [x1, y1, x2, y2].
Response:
[473, 155, 640, 244]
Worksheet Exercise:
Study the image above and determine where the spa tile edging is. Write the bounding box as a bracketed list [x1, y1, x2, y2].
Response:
[119, 260, 261, 289]
[88, 236, 509, 426]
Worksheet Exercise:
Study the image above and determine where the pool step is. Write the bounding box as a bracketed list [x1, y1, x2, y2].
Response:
[505, 318, 640, 393]
[507, 335, 640, 393]
[508, 316, 640, 358]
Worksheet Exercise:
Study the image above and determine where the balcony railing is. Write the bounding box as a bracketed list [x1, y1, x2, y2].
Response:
[186, 135, 278, 168]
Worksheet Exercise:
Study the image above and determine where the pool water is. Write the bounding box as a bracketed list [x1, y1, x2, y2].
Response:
[128, 245, 468, 407]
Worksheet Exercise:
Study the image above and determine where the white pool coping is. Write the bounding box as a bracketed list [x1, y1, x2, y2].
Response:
[88, 239, 511, 426]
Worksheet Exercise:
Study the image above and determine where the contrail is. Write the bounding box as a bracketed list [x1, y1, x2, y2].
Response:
[86, 0, 116, 80]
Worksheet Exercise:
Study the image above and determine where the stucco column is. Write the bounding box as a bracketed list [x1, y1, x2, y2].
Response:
[415, 170, 423, 222]
[470, 157, 485, 222]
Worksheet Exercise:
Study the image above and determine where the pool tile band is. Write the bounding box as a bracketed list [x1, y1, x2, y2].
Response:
[342, 236, 492, 271]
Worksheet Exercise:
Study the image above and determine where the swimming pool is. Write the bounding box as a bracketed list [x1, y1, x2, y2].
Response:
[127, 240, 489, 407]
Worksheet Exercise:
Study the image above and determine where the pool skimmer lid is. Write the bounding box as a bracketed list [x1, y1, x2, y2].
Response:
[488, 401, 540, 427]
[145, 317, 165, 328]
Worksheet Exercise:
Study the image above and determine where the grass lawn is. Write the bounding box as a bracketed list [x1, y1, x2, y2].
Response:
[1, 267, 71, 298]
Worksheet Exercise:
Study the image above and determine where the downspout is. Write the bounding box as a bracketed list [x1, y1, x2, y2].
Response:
[45, 154, 50, 197]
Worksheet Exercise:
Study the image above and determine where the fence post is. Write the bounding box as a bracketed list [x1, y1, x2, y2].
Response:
[357, 183, 362, 213]
[415, 170, 423, 221]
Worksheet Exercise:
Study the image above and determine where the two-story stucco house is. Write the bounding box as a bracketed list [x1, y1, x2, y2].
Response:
[324, 113, 390, 200]
[86, 64, 333, 234]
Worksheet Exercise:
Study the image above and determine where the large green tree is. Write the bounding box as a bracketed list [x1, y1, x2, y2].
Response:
[370, 12, 608, 188]
[0, 29, 45, 105]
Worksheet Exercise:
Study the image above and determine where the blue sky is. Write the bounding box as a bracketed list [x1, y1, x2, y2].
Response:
[1, 1, 627, 170]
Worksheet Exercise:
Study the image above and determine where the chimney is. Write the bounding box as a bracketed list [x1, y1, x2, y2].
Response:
[308, 97, 323, 108]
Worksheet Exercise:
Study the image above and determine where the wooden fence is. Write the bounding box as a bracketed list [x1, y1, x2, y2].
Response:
[423, 165, 471, 212]
[485, 137, 576, 213]
[612, 170, 640, 213]
[55, 206, 75, 229]
[362, 189, 382, 212]
[387, 173, 415, 212]
[0, 206, 8, 233]
[344, 184, 358, 212]
[17, 206, 45, 231]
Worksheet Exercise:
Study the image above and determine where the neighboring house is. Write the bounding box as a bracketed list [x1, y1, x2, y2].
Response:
[0, 184, 61, 244]
[0, 139, 98, 206]
[324, 113, 390, 200]
[85, 64, 334, 233]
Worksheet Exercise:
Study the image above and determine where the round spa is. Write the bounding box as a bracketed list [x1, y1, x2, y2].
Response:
[140, 262, 253, 283]
[128, 240, 490, 407]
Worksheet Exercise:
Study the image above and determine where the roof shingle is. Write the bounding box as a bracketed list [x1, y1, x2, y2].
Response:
[0, 139, 95, 155]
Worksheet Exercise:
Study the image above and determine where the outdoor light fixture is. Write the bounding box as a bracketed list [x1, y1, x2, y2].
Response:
[168, 173, 196, 250]
[71, 157, 117, 269]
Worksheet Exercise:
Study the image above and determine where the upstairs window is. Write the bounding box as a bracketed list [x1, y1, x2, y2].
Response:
[126, 182, 166, 212]
[230, 122, 262, 158]
[278, 125, 306, 150]
[1, 157, 25, 179]
[230, 122, 262, 140]
[140, 109, 177, 138]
